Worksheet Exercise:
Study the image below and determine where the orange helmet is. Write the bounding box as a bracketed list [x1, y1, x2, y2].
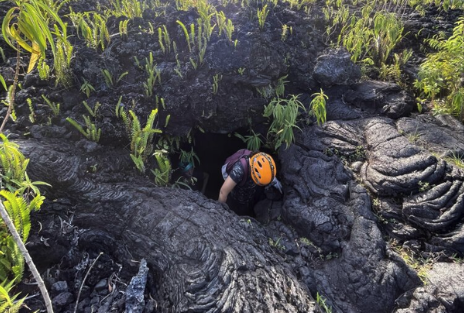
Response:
[249, 153, 276, 186]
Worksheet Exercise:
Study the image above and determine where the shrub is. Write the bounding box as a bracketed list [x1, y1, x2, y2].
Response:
[264, 95, 305, 150]
[415, 17, 464, 120]
[310, 89, 328, 126]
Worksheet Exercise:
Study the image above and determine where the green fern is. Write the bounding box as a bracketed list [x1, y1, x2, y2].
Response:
[42, 95, 60, 116]
[152, 150, 171, 186]
[1, 191, 43, 241]
[66, 116, 101, 142]
[130, 154, 145, 173]
[118, 109, 162, 173]
[0, 135, 28, 192]
[0, 192, 45, 283]
[0, 134, 48, 310]
[0, 278, 25, 312]
[82, 100, 101, 118]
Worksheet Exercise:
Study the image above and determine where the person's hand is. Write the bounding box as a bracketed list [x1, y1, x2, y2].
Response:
[270, 178, 283, 194]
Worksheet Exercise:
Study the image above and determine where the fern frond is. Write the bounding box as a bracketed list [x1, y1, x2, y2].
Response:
[0, 257, 12, 281]
[6, 238, 24, 281]
[1, 191, 28, 242]
[66, 117, 87, 137]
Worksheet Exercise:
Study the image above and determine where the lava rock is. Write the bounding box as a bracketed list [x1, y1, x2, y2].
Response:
[22, 138, 316, 313]
[125, 259, 148, 313]
[51, 281, 69, 296]
[394, 263, 464, 312]
[52, 292, 74, 311]
[344, 81, 415, 118]
[94, 278, 108, 293]
[313, 48, 361, 87]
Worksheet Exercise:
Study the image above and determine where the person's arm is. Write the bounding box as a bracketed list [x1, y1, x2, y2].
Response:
[218, 176, 237, 203]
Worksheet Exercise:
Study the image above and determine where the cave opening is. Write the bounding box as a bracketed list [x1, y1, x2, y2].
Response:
[171, 129, 281, 206]
[189, 131, 245, 200]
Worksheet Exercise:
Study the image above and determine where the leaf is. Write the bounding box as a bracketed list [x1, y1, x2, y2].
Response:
[0, 73, 6, 94]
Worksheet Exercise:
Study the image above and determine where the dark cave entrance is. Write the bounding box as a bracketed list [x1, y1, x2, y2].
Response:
[170, 127, 281, 210]
[191, 132, 246, 199]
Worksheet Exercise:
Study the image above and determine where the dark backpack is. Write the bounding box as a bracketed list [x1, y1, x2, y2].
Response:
[224, 149, 252, 186]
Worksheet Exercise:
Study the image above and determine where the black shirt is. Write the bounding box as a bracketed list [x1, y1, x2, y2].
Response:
[227, 161, 264, 216]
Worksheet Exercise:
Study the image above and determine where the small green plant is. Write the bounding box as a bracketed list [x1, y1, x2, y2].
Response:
[324, 252, 339, 260]
[257, 4, 270, 30]
[80, 79, 95, 98]
[179, 147, 200, 166]
[347, 145, 366, 162]
[158, 25, 171, 54]
[450, 253, 464, 264]
[155, 95, 166, 110]
[309, 89, 328, 126]
[172, 176, 194, 190]
[235, 129, 263, 151]
[216, 11, 234, 41]
[275, 75, 288, 98]
[177, 20, 192, 52]
[316, 292, 332, 313]
[82, 100, 101, 118]
[119, 19, 129, 39]
[189, 57, 198, 70]
[390, 240, 433, 284]
[404, 126, 420, 144]
[143, 52, 161, 97]
[268, 237, 285, 250]
[281, 24, 292, 41]
[42, 95, 60, 117]
[69, 10, 109, 51]
[264, 95, 305, 150]
[445, 152, 464, 168]
[418, 181, 430, 192]
[101, 69, 128, 88]
[299, 237, 314, 246]
[101, 69, 113, 87]
[37, 57, 50, 80]
[152, 149, 171, 186]
[27, 98, 35, 123]
[212, 74, 222, 95]
[379, 49, 412, 83]
[117, 108, 162, 173]
[237, 67, 245, 75]
[257, 85, 275, 99]
[109, 0, 145, 18]
[174, 54, 183, 78]
[66, 116, 101, 142]
[0, 280, 26, 312]
[0, 134, 28, 192]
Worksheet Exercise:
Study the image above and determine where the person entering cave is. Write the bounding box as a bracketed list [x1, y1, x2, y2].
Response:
[218, 149, 283, 216]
